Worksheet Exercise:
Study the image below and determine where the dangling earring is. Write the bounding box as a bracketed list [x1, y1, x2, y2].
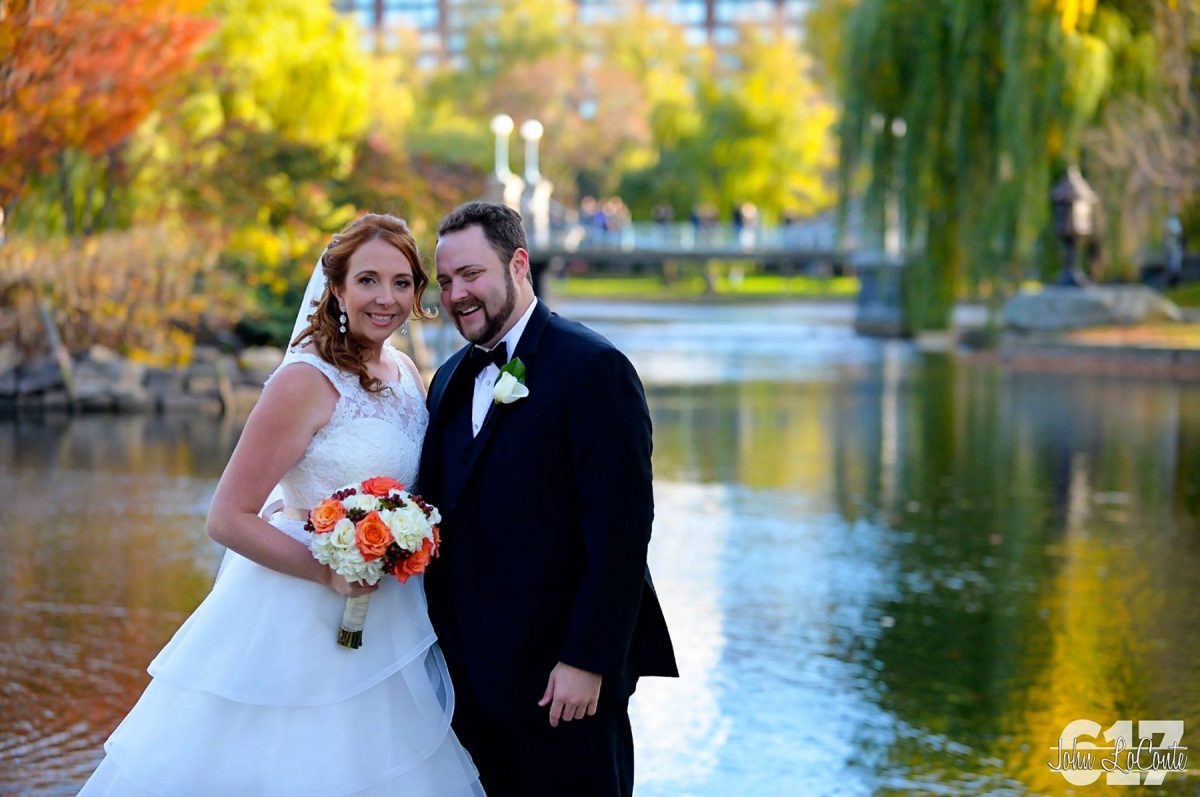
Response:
[338, 303, 347, 334]
[400, 322, 409, 336]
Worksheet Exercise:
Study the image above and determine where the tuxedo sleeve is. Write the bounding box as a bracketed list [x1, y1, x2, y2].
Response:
[413, 364, 450, 498]
[560, 346, 654, 675]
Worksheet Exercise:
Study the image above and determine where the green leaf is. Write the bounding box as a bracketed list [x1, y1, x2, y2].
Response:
[500, 356, 526, 383]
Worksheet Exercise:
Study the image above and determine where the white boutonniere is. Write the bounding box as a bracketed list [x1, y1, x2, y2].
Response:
[493, 357, 529, 405]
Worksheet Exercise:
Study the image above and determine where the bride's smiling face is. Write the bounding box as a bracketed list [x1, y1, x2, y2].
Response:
[332, 238, 416, 345]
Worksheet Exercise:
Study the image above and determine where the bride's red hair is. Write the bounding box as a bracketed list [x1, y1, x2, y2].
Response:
[292, 214, 434, 394]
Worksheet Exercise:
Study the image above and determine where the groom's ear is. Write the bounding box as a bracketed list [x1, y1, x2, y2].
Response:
[510, 248, 531, 285]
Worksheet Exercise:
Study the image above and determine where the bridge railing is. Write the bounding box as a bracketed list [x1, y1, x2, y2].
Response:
[537, 218, 848, 255]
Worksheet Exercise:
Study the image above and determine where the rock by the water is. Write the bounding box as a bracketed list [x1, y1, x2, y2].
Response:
[1003, 286, 1182, 332]
[159, 393, 224, 414]
[85, 343, 120, 363]
[0, 342, 20, 374]
[2, 340, 288, 413]
[16, 358, 65, 394]
[238, 346, 285, 383]
[74, 348, 148, 411]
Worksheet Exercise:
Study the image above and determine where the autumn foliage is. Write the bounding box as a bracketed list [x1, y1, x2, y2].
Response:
[0, 0, 213, 209]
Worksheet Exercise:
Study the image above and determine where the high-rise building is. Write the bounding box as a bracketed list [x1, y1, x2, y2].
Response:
[334, 1, 809, 65]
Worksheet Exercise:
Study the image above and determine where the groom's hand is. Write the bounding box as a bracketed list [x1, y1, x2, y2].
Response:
[538, 662, 602, 727]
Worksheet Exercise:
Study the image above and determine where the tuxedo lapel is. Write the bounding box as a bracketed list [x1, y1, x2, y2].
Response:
[450, 301, 553, 505]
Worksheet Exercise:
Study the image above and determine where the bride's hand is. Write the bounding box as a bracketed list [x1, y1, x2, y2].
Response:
[327, 571, 380, 597]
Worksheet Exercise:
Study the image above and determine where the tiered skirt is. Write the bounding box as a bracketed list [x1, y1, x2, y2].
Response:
[78, 518, 484, 797]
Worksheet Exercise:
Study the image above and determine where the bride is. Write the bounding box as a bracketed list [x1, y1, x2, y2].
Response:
[78, 214, 485, 796]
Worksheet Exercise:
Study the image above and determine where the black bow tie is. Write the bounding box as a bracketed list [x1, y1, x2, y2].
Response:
[462, 342, 508, 379]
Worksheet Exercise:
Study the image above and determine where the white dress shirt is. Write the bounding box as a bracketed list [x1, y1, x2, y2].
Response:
[470, 298, 538, 436]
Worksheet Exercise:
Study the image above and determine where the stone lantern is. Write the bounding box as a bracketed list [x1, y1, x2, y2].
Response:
[1049, 166, 1099, 287]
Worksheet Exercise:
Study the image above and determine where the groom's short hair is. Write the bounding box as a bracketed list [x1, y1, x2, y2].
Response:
[438, 201, 527, 268]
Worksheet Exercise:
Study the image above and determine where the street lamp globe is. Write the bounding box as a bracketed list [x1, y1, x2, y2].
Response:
[520, 119, 544, 142]
[490, 114, 514, 136]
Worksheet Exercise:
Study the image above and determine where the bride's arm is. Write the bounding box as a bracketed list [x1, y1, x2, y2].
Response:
[205, 364, 372, 595]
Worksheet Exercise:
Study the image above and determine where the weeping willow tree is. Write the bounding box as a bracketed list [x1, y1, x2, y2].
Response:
[835, 0, 1143, 330]
[1083, 0, 1198, 275]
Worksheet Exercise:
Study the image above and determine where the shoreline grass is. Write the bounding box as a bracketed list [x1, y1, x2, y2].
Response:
[548, 274, 859, 303]
[1165, 283, 1200, 308]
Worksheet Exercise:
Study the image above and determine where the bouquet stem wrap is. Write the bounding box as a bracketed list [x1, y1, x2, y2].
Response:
[338, 594, 371, 649]
[309, 477, 442, 651]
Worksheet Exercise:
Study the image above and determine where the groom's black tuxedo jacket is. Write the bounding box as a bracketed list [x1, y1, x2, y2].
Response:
[420, 300, 677, 721]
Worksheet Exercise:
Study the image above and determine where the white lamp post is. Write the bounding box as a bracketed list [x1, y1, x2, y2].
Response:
[491, 114, 515, 182]
[520, 119, 544, 185]
[519, 119, 551, 248]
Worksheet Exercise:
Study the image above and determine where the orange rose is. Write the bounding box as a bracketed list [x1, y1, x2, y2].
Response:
[309, 499, 346, 534]
[394, 545, 431, 583]
[355, 511, 394, 560]
[361, 477, 404, 497]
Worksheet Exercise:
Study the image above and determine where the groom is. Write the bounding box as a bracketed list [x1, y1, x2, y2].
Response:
[420, 201, 678, 797]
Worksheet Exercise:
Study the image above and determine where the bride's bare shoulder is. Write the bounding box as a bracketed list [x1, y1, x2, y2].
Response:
[260, 356, 339, 414]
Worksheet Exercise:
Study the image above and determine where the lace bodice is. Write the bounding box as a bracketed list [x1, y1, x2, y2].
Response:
[266, 344, 427, 512]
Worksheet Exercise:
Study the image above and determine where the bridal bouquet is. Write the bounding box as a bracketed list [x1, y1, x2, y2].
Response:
[305, 477, 441, 649]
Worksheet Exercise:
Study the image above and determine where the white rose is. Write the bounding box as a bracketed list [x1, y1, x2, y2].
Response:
[341, 494, 379, 514]
[313, 527, 352, 565]
[404, 503, 436, 538]
[385, 505, 428, 552]
[493, 371, 529, 405]
[329, 518, 357, 551]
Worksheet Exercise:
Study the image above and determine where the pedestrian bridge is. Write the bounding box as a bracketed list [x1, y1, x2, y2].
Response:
[527, 210, 858, 274]
[522, 204, 916, 339]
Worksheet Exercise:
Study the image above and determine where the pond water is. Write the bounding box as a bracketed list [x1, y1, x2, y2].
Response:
[2, 300, 1198, 795]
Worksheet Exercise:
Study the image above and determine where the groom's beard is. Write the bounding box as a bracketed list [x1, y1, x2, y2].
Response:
[454, 267, 517, 346]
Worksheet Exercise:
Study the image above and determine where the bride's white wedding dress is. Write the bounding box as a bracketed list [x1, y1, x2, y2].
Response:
[79, 345, 485, 797]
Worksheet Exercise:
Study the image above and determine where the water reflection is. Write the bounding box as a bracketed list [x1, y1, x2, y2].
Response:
[590, 303, 1200, 796]
[2, 302, 1200, 795]
[0, 415, 233, 796]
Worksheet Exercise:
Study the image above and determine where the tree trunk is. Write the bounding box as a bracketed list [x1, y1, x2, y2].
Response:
[96, 149, 118, 233]
[58, 151, 77, 238]
[908, 152, 961, 332]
